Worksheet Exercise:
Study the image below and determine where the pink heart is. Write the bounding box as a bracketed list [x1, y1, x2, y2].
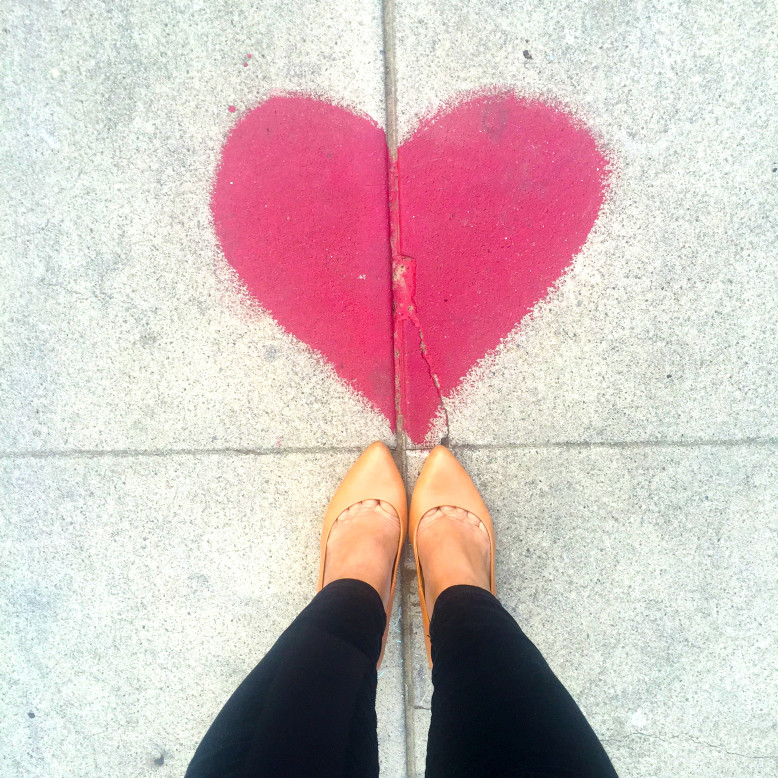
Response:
[212, 92, 610, 443]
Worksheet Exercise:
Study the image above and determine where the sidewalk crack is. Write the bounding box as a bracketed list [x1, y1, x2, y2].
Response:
[600, 731, 777, 761]
[392, 250, 450, 445]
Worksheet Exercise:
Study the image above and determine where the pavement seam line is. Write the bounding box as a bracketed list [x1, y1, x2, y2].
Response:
[0, 446, 372, 459]
[381, 0, 418, 774]
[1, 438, 776, 461]
[439, 438, 778, 451]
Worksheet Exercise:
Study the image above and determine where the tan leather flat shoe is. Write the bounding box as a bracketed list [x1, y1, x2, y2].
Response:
[409, 445, 496, 668]
[318, 441, 407, 669]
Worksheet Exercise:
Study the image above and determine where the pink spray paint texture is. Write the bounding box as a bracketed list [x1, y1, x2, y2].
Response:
[212, 93, 610, 443]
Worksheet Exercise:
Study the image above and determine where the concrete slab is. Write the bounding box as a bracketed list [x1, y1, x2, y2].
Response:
[4, 4, 777, 778]
[0, 452, 405, 776]
[392, 0, 778, 446]
[404, 444, 778, 777]
[0, 0, 393, 452]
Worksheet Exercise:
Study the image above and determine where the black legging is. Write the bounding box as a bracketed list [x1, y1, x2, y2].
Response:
[186, 579, 618, 777]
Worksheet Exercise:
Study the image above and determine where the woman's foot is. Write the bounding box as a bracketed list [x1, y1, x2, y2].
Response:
[322, 499, 401, 609]
[415, 505, 491, 617]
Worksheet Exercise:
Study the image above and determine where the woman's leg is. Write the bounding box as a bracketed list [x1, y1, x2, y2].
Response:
[425, 584, 618, 778]
[185, 578, 385, 778]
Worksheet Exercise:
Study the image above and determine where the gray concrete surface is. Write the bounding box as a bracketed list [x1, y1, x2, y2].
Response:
[405, 446, 778, 776]
[0, 0, 391, 452]
[2, 0, 777, 776]
[393, 0, 778, 446]
[0, 453, 405, 776]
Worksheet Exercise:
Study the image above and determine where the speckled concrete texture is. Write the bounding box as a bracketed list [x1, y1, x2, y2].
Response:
[393, 0, 778, 446]
[0, 0, 391, 452]
[0, 453, 406, 777]
[3, 0, 777, 776]
[404, 445, 778, 777]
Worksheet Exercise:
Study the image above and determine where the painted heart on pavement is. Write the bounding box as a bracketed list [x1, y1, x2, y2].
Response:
[211, 91, 611, 443]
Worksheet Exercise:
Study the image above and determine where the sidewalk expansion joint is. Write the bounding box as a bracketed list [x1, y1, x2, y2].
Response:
[0, 438, 774, 461]
[381, 0, 419, 774]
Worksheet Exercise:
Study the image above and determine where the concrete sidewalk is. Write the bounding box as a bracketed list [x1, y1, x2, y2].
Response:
[2, 1, 776, 776]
